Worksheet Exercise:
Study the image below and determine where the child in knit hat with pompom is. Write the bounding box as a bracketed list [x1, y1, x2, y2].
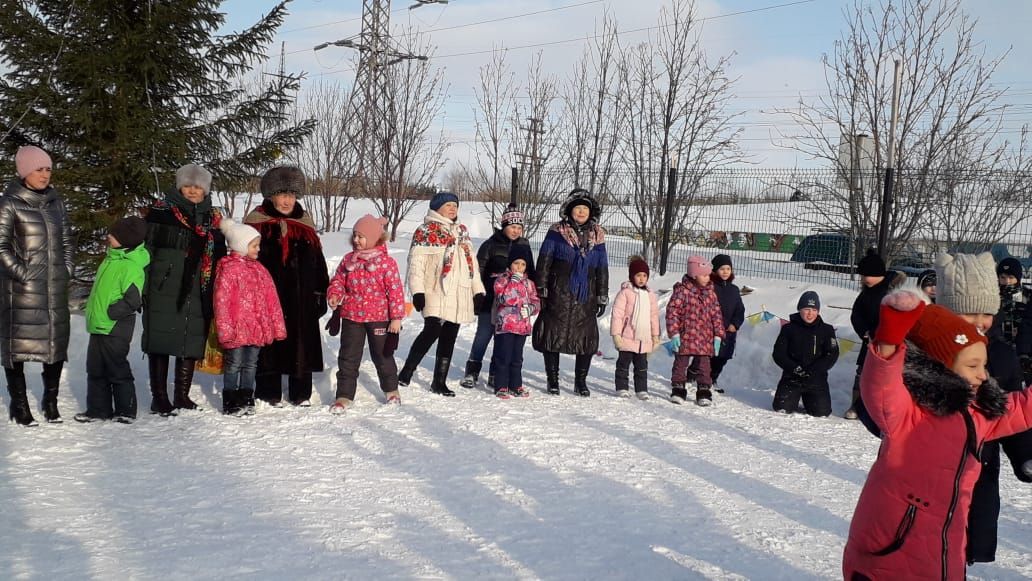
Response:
[665, 255, 726, 406]
[609, 255, 660, 400]
[213, 219, 286, 416]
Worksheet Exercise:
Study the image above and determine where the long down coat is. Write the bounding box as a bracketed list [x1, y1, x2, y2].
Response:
[0, 180, 73, 367]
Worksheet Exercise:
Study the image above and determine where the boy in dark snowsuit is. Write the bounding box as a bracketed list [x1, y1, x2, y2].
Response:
[74, 217, 150, 423]
[771, 291, 838, 416]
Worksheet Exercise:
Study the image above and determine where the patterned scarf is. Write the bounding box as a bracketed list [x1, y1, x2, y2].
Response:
[168, 202, 222, 293]
[555, 219, 604, 256]
[411, 216, 475, 283]
[151, 197, 223, 311]
[246, 200, 321, 265]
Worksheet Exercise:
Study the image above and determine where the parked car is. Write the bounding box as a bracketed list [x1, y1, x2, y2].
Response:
[948, 242, 1032, 273]
[790, 232, 930, 273]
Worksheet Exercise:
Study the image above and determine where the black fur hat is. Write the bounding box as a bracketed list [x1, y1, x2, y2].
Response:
[561, 188, 601, 221]
[260, 166, 306, 198]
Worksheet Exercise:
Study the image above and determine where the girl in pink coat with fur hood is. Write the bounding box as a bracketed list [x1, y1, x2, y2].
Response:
[214, 220, 287, 415]
[843, 290, 1032, 580]
[610, 256, 660, 399]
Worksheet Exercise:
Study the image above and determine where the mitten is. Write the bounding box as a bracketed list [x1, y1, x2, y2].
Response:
[520, 305, 532, 319]
[669, 335, 681, 353]
[412, 293, 426, 312]
[324, 309, 342, 337]
[511, 272, 524, 282]
[713, 336, 722, 354]
[383, 330, 400, 356]
[613, 336, 624, 351]
[872, 289, 928, 346]
[473, 293, 485, 312]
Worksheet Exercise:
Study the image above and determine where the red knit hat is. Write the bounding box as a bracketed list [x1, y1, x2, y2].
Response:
[907, 304, 987, 368]
[628, 255, 650, 281]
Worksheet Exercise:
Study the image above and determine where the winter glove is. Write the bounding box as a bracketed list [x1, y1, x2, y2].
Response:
[324, 308, 342, 337]
[669, 335, 682, 353]
[713, 336, 722, 354]
[520, 305, 533, 319]
[613, 336, 624, 351]
[383, 329, 400, 356]
[510, 272, 524, 282]
[872, 289, 927, 347]
[596, 303, 607, 317]
[412, 293, 426, 312]
[792, 366, 809, 378]
[473, 293, 485, 312]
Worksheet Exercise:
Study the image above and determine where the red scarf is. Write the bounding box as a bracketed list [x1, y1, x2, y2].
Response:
[247, 205, 321, 265]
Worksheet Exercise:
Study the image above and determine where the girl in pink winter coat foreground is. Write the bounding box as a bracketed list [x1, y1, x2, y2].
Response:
[490, 244, 540, 399]
[843, 290, 1032, 580]
[326, 215, 406, 412]
[610, 255, 660, 400]
[214, 220, 287, 416]
[665, 255, 726, 406]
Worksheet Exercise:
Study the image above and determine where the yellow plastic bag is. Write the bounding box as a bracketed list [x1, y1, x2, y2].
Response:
[195, 322, 224, 375]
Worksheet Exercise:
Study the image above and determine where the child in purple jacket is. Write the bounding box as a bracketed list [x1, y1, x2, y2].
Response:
[490, 245, 540, 399]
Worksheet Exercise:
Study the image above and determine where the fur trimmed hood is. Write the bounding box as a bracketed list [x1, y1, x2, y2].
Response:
[902, 343, 1008, 419]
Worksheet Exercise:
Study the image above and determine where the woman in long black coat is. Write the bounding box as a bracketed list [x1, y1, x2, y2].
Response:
[532, 189, 609, 397]
[0, 146, 73, 426]
[244, 166, 329, 407]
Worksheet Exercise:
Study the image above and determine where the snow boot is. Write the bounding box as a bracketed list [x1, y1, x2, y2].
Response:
[148, 356, 176, 416]
[329, 397, 352, 415]
[398, 361, 417, 387]
[712, 381, 724, 394]
[172, 357, 202, 410]
[73, 412, 103, 423]
[240, 389, 256, 416]
[545, 361, 560, 395]
[636, 391, 650, 401]
[222, 390, 242, 416]
[574, 366, 590, 397]
[460, 360, 481, 389]
[670, 383, 687, 405]
[429, 357, 455, 397]
[41, 366, 62, 423]
[7, 374, 38, 426]
[844, 378, 860, 419]
[486, 373, 495, 389]
[495, 387, 511, 400]
[696, 385, 713, 407]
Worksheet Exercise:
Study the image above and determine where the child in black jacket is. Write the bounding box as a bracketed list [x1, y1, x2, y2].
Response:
[771, 291, 839, 416]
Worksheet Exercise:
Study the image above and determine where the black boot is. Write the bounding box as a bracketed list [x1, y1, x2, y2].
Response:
[543, 351, 560, 395]
[222, 390, 241, 416]
[574, 356, 591, 397]
[7, 373, 37, 426]
[429, 357, 455, 397]
[240, 388, 256, 416]
[398, 356, 418, 387]
[173, 357, 202, 410]
[148, 355, 176, 416]
[459, 360, 481, 389]
[41, 365, 62, 423]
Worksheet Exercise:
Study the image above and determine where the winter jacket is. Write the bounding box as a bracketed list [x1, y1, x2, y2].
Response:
[0, 179, 73, 367]
[771, 312, 838, 389]
[327, 244, 406, 324]
[493, 271, 540, 336]
[407, 210, 486, 325]
[476, 230, 533, 315]
[244, 199, 329, 375]
[610, 282, 661, 354]
[993, 284, 1032, 356]
[850, 271, 906, 367]
[214, 253, 286, 350]
[142, 190, 227, 359]
[86, 245, 150, 337]
[665, 275, 725, 356]
[532, 220, 609, 355]
[843, 344, 1032, 580]
[711, 274, 746, 359]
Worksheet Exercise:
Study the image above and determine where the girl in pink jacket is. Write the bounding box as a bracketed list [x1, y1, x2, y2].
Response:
[610, 256, 660, 400]
[490, 245, 539, 399]
[843, 291, 1032, 580]
[214, 220, 287, 416]
[326, 215, 406, 413]
[665, 255, 726, 406]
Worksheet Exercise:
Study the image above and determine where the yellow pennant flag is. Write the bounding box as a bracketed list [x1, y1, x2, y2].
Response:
[837, 338, 858, 359]
[747, 312, 764, 326]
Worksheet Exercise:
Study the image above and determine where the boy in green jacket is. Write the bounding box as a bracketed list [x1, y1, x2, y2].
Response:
[74, 217, 150, 423]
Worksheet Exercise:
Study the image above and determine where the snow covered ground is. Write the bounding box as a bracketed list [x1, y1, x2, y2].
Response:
[2, 201, 1030, 580]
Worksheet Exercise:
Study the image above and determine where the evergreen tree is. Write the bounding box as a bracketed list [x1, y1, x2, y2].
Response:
[0, 0, 314, 272]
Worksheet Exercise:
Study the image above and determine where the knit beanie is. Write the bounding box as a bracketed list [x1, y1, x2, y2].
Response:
[997, 257, 1023, 281]
[429, 191, 459, 211]
[500, 203, 524, 229]
[711, 254, 733, 270]
[628, 255, 650, 281]
[686, 255, 710, 278]
[15, 146, 52, 178]
[508, 243, 534, 269]
[219, 219, 261, 255]
[917, 269, 936, 289]
[175, 163, 212, 196]
[797, 291, 820, 311]
[907, 304, 988, 368]
[857, 248, 886, 277]
[109, 216, 147, 250]
[353, 214, 388, 245]
[935, 252, 1000, 315]
[260, 166, 305, 198]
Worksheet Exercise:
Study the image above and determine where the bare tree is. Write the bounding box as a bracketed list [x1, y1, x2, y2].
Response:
[471, 49, 517, 218]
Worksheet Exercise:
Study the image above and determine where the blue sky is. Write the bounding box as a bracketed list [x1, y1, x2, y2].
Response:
[221, 0, 1032, 169]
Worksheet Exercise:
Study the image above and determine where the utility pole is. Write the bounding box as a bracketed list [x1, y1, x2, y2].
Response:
[514, 117, 546, 205]
[877, 59, 903, 261]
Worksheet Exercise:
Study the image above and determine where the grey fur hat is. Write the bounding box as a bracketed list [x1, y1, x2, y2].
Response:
[260, 165, 306, 198]
[934, 252, 1000, 315]
[175, 163, 212, 195]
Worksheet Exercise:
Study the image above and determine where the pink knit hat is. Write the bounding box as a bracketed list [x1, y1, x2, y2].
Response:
[15, 146, 52, 178]
[686, 255, 710, 277]
[353, 214, 388, 244]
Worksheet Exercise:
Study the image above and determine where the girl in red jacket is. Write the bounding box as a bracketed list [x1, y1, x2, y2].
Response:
[490, 245, 539, 399]
[214, 220, 287, 416]
[843, 290, 1032, 580]
[327, 215, 406, 413]
[665, 255, 725, 406]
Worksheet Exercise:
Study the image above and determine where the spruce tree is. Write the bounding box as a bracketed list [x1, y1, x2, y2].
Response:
[0, 0, 314, 272]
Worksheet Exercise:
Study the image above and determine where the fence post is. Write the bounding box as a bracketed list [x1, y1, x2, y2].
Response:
[659, 164, 678, 275]
[877, 59, 902, 260]
[510, 166, 518, 206]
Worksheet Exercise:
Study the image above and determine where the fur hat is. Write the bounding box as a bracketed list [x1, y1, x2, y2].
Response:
[353, 214, 388, 245]
[500, 203, 524, 229]
[711, 254, 733, 270]
[935, 252, 1000, 315]
[686, 255, 710, 278]
[561, 189, 601, 221]
[857, 248, 886, 277]
[429, 191, 459, 212]
[797, 291, 820, 311]
[109, 216, 147, 250]
[260, 166, 305, 198]
[15, 146, 52, 179]
[997, 257, 1023, 281]
[219, 218, 261, 255]
[628, 255, 650, 281]
[908, 303, 988, 369]
[175, 163, 212, 196]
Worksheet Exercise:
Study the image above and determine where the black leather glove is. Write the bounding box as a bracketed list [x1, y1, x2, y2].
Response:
[473, 293, 485, 312]
[596, 303, 607, 317]
[324, 309, 342, 337]
[413, 293, 425, 312]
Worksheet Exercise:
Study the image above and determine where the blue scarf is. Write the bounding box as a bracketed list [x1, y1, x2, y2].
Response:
[539, 220, 607, 303]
